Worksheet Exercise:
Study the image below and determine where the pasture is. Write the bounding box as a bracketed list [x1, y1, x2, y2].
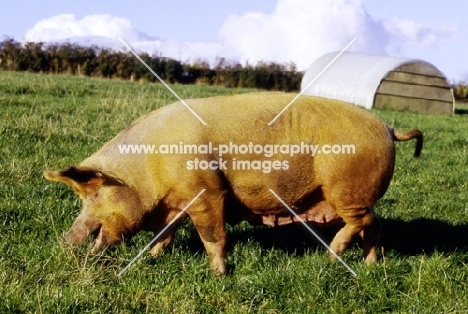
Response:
[1, 71, 467, 313]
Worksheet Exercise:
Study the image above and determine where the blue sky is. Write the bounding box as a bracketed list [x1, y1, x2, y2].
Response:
[1, 0, 466, 82]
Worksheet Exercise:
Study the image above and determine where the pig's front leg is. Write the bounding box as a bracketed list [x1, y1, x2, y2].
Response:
[149, 229, 177, 257]
[148, 212, 183, 257]
[188, 190, 227, 277]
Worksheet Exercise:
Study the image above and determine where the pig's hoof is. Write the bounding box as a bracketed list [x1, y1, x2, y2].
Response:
[364, 254, 378, 265]
[329, 251, 341, 262]
[210, 258, 227, 277]
[149, 244, 165, 257]
[213, 267, 226, 278]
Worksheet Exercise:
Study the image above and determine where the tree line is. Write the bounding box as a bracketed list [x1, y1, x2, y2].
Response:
[1, 38, 467, 100]
[0, 38, 302, 92]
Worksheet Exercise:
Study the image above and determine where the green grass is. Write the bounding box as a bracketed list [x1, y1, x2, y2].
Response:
[1, 70, 467, 313]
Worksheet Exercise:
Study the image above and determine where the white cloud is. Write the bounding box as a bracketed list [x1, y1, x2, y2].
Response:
[22, 0, 457, 71]
[384, 18, 457, 47]
[216, 0, 391, 68]
[24, 14, 150, 44]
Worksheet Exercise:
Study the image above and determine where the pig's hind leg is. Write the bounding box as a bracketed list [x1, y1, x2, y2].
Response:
[359, 209, 380, 265]
[328, 206, 380, 265]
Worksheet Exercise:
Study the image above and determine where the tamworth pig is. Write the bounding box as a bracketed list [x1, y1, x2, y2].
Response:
[44, 92, 423, 276]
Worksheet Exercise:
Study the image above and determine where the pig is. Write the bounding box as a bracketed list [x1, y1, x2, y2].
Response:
[44, 92, 423, 276]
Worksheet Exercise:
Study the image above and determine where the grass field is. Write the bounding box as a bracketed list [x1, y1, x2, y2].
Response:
[1, 70, 467, 313]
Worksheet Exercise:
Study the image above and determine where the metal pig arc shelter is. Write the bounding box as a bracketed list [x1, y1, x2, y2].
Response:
[301, 51, 454, 114]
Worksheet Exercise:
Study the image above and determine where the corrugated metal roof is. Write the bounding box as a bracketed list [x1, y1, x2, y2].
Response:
[301, 51, 446, 109]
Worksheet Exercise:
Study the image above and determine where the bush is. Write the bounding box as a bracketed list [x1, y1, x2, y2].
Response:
[0, 38, 302, 92]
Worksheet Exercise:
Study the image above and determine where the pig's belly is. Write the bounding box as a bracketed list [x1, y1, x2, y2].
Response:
[225, 184, 341, 226]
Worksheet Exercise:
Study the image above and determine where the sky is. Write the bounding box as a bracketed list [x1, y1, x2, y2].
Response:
[0, 0, 466, 82]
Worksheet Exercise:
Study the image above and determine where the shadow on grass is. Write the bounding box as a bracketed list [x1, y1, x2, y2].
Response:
[455, 108, 468, 114]
[379, 217, 468, 255]
[120, 216, 468, 265]
[227, 222, 342, 256]
[223, 217, 468, 257]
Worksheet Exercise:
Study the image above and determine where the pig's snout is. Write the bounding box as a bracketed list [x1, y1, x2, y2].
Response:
[63, 226, 95, 245]
[62, 224, 123, 254]
[62, 214, 101, 246]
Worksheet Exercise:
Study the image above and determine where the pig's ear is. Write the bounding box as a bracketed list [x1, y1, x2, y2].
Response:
[43, 166, 124, 188]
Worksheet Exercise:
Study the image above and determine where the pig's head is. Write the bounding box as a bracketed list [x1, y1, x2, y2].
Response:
[44, 166, 144, 253]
